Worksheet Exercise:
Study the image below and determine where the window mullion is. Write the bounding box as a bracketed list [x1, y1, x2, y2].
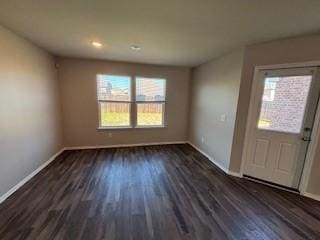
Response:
[98, 100, 131, 103]
[131, 76, 136, 127]
[135, 101, 166, 103]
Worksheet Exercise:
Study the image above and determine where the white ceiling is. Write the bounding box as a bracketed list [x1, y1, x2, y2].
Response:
[0, 0, 320, 66]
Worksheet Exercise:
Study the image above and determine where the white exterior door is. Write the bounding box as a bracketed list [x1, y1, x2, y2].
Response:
[243, 67, 320, 189]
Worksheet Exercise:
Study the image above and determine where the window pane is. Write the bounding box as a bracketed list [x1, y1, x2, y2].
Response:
[258, 75, 312, 133]
[97, 75, 131, 101]
[137, 103, 164, 126]
[136, 77, 166, 101]
[100, 102, 130, 127]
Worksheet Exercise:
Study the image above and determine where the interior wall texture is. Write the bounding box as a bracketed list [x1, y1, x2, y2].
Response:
[188, 48, 244, 170]
[1, 20, 320, 199]
[0, 25, 63, 197]
[229, 33, 320, 195]
[57, 58, 191, 147]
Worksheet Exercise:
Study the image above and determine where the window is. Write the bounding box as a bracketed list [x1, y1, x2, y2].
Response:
[97, 75, 132, 128]
[136, 77, 166, 127]
[97, 75, 166, 128]
[257, 75, 312, 133]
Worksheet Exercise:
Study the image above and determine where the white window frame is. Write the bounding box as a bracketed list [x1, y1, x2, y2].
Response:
[97, 74, 167, 129]
[135, 76, 166, 128]
[97, 74, 133, 129]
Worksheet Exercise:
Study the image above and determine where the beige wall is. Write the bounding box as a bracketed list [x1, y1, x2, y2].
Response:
[2, 21, 320, 199]
[189, 48, 244, 170]
[0, 26, 62, 196]
[57, 58, 191, 147]
[229, 34, 320, 195]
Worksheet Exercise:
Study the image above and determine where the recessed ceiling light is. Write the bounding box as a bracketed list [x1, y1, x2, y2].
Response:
[131, 45, 141, 51]
[91, 41, 103, 48]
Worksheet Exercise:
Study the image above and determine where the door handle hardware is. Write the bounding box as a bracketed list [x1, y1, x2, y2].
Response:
[301, 137, 311, 142]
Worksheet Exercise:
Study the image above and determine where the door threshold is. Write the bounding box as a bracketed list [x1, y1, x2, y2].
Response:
[243, 175, 300, 194]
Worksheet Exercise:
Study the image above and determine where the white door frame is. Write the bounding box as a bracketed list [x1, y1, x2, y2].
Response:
[240, 61, 320, 195]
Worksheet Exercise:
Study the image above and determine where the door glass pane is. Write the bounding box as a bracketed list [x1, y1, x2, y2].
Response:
[137, 103, 164, 126]
[258, 75, 312, 133]
[100, 102, 130, 127]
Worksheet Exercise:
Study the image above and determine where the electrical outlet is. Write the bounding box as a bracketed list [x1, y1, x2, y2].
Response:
[108, 133, 113, 138]
[201, 137, 205, 143]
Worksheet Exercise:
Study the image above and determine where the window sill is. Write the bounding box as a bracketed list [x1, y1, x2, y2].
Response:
[135, 125, 166, 129]
[97, 125, 166, 130]
[97, 126, 133, 130]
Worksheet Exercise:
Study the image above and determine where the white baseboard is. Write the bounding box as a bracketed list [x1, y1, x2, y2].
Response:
[303, 192, 320, 201]
[3, 141, 317, 205]
[0, 141, 185, 205]
[228, 171, 242, 178]
[187, 141, 241, 177]
[1, 141, 241, 205]
[65, 141, 187, 150]
[0, 148, 65, 204]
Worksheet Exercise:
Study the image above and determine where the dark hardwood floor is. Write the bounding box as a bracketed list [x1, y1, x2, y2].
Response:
[1, 144, 320, 240]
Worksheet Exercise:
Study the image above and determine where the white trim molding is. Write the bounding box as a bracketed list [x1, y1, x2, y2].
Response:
[65, 141, 187, 150]
[187, 141, 241, 177]
[0, 148, 65, 204]
[239, 62, 320, 201]
[69, 141, 244, 178]
[303, 192, 320, 202]
[2, 141, 318, 205]
[187, 141, 320, 202]
[0, 141, 187, 204]
[228, 171, 242, 178]
[299, 90, 320, 194]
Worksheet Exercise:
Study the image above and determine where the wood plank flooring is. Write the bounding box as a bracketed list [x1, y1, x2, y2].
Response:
[0, 144, 320, 240]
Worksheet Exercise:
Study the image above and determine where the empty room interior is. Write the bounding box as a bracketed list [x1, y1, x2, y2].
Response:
[2, 1, 320, 239]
